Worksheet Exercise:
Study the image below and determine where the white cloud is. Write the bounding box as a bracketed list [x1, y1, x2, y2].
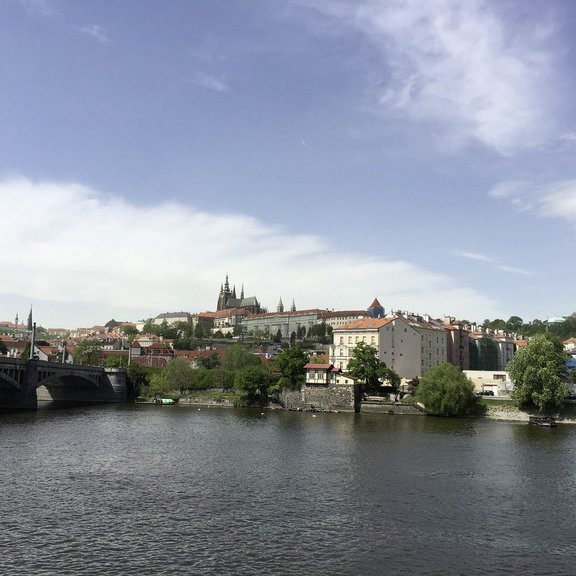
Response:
[190, 71, 229, 92]
[454, 249, 534, 276]
[453, 251, 494, 263]
[0, 177, 501, 327]
[496, 265, 535, 276]
[18, 0, 54, 16]
[490, 179, 576, 224]
[293, 0, 559, 153]
[78, 25, 110, 44]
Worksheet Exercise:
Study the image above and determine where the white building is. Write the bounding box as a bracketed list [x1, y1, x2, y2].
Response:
[330, 313, 447, 380]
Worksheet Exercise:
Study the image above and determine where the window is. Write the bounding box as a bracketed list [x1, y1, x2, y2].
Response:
[339, 336, 343, 344]
[371, 336, 375, 344]
[348, 336, 352, 344]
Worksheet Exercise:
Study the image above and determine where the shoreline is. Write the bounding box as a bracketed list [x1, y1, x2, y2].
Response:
[141, 397, 576, 424]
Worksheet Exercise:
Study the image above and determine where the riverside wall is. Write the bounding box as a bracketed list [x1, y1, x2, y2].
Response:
[280, 384, 360, 412]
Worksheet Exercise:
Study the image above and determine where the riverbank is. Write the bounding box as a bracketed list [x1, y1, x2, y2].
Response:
[145, 393, 576, 424]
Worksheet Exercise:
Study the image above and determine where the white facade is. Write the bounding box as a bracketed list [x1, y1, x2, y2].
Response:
[330, 314, 448, 380]
[463, 370, 512, 396]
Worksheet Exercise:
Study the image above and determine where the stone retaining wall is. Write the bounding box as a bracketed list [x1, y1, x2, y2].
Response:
[280, 384, 359, 412]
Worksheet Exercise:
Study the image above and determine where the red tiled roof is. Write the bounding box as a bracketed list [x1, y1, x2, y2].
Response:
[338, 317, 394, 330]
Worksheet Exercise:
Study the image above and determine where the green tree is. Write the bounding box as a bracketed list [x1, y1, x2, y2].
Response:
[194, 323, 207, 339]
[276, 345, 308, 389]
[222, 344, 260, 371]
[346, 342, 389, 393]
[234, 365, 268, 405]
[163, 357, 194, 394]
[74, 339, 102, 365]
[0, 340, 7, 355]
[127, 364, 153, 399]
[507, 333, 568, 415]
[416, 363, 484, 417]
[145, 371, 172, 398]
[121, 325, 139, 338]
[198, 352, 221, 369]
[506, 316, 524, 334]
[104, 354, 128, 368]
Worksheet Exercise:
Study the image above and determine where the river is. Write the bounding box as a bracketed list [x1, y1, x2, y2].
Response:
[1, 404, 575, 575]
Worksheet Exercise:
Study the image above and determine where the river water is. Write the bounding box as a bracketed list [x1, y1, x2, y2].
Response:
[1, 404, 575, 576]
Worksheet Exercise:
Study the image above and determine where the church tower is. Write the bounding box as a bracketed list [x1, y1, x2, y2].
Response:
[277, 298, 284, 313]
[217, 275, 233, 311]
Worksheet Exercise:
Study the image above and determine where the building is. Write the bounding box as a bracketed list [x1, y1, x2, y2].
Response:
[443, 316, 470, 370]
[216, 275, 260, 314]
[464, 370, 512, 396]
[153, 312, 192, 326]
[330, 311, 447, 381]
[241, 308, 326, 340]
[212, 308, 250, 336]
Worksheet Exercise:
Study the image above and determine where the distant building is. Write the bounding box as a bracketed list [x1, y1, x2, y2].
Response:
[153, 312, 191, 326]
[330, 309, 447, 381]
[217, 275, 260, 314]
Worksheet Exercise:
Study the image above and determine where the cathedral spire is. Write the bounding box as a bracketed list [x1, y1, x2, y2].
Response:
[291, 298, 296, 312]
[277, 298, 284, 313]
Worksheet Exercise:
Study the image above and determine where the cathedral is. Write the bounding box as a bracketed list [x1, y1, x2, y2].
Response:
[216, 275, 261, 314]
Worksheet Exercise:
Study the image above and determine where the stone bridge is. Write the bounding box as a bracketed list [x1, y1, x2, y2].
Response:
[0, 357, 127, 410]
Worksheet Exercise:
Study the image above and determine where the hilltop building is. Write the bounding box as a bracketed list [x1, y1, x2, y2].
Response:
[217, 275, 260, 314]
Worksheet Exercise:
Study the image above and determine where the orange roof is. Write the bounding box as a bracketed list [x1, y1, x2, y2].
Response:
[338, 317, 394, 330]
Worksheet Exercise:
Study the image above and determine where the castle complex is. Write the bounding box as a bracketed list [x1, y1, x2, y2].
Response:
[216, 275, 260, 314]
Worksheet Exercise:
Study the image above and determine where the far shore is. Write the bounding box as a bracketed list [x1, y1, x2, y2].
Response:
[139, 395, 576, 424]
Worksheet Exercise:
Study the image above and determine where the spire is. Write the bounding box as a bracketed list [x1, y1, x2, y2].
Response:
[232, 285, 237, 299]
[240, 284, 245, 299]
[224, 274, 230, 292]
[291, 299, 296, 312]
[277, 298, 284, 313]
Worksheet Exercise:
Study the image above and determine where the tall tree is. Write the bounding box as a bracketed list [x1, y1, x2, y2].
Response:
[222, 344, 260, 371]
[163, 357, 194, 394]
[277, 345, 308, 389]
[74, 339, 102, 365]
[234, 365, 269, 405]
[346, 342, 390, 393]
[416, 364, 484, 417]
[507, 333, 568, 415]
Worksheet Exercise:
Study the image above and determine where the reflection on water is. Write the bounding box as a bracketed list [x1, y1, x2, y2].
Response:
[1, 405, 575, 575]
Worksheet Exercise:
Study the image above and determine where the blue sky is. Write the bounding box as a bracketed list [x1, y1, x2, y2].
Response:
[2, 0, 576, 329]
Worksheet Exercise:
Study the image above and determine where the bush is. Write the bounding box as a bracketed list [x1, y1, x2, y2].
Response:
[417, 364, 484, 417]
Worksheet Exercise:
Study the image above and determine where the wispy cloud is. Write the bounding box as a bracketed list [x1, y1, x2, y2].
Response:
[19, 0, 55, 16]
[0, 177, 501, 327]
[189, 71, 230, 92]
[293, 0, 559, 154]
[489, 179, 576, 224]
[78, 24, 110, 44]
[454, 250, 534, 276]
[497, 265, 535, 276]
[454, 251, 494, 263]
